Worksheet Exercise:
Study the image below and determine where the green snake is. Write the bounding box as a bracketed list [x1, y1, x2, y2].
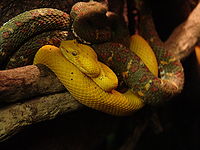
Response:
[0, 1, 184, 115]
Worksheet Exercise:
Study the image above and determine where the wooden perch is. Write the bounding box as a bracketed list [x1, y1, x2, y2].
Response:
[0, 64, 83, 140]
[0, 91, 83, 141]
[0, 64, 65, 103]
[165, 2, 200, 60]
[0, 64, 83, 141]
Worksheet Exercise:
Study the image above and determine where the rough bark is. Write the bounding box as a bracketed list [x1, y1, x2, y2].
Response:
[165, 2, 200, 60]
[0, 64, 65, 103]
[0, 92, 83, 141]
[0, 64, 83, 141]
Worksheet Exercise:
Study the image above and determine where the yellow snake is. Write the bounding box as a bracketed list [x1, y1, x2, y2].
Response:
[33, 34, 158, 116]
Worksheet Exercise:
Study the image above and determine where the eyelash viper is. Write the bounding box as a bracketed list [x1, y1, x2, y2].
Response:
[0, 1, 184, 115]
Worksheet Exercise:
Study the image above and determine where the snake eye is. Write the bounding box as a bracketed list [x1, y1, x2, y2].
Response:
[72, 51, 77, 56]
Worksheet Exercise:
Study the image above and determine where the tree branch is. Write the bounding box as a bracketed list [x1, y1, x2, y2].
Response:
[0, 64, 84, 142]
[0, 92, 83, 141]
[0, 64, 65, 103]
[165, 2, 200, 60]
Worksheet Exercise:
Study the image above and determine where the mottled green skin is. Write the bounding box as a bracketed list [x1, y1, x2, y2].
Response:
[6, 31, 75, 69]
[136, 2, 184, 104]
[0, 1, 184, 105]
[0, 8, 70, 69]
[93, 42, 184, 105]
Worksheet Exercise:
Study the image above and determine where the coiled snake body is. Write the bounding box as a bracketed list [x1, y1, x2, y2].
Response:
[0, 1, 184, 115]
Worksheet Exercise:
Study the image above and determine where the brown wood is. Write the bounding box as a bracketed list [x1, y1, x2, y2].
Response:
[0, 92, 83, 141]
[165, 3, 200, 60]
[0, 64, 65, 103]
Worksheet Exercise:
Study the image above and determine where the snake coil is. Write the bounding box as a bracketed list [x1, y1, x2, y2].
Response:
[0, 1, 184, 115]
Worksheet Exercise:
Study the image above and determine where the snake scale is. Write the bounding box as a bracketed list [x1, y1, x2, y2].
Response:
[0, 1, 184, 115]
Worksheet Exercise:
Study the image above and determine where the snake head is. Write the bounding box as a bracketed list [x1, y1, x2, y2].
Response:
[60, 40, 101, 78]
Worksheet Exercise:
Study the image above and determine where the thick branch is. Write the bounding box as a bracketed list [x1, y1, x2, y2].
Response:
[0, 92, 83, 141]
[0, 64, 65, 103]
[165, 2, 200, 60]
[0, 64, 85, 142]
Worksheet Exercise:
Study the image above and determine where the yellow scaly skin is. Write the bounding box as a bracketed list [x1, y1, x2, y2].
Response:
[60, 40, 118, 92]
[33, 35, 158, 116]
[130, 34, 158, 77]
